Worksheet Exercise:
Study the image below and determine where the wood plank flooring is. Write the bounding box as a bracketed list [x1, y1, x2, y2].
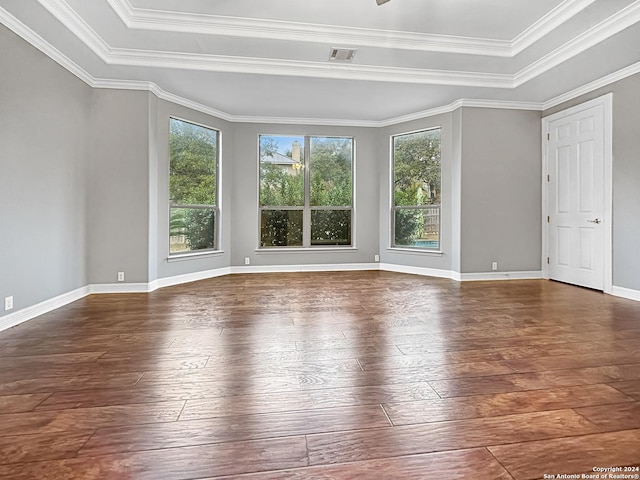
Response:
[0, 271, 639, 479]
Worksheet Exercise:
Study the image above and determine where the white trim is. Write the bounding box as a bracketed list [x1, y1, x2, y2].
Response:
[93, 78, 236, 122]
[514, 0, 640, 87]
[32, 1, 510, 87]
[3, 3, 636, 129]
[511, 0, 596, 55]
[105, 0, 594, 58]
[378, 264, 543, 282]
[602, 95, 613, 295]
[541, 93, 613, 294]
[88, 283, 153, 294]
[0, 5, 542, 128]
[379, 263, 455, 280]
[541, 121, 550, 280]
[387, 248, 444, 257]
[0, 286, 89, 333]
[105, 0, 512, 57]
[0, 5, 93, 85]
[611, 286, 640, 302]
[33, 0, 640, 89]
[153, 267, 232, 290]
[255, 247, 358, 254]
[231, 115, 381, 128]
[166, 250, 224, 263]
[230, 263, 378, 274]
[37, 0, 111, 61]
[107, 49, 515, 88]
[543, 60, 640, 110]
[3, 264, 634, 333]
[378, 99, 544, 128]
[459, 271, 544, 281]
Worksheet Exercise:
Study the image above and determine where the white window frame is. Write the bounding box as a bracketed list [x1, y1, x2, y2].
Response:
[168, 116, 220, 258]
[390, 127, 442, 252]
[258, 134, 355, 249]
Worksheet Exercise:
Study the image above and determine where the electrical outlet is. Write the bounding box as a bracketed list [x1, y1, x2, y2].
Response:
[491, 262, 498, 271]
[4, 296, 13, 311]
[117, 271, 125, 282]
[244, 257, 250, 265]
[374, 254, 380, 262]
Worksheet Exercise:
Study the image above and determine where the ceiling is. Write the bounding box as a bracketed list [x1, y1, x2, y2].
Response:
[2, 0, 640, 125]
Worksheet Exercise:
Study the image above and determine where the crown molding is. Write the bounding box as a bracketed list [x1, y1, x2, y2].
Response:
[92, 78, 236, 122]
[38, 0, 510, 87]
[109, 48, 514, 87]
[511, 0, 596, 55]
[0, 4, 93, 85]
[37, 0, 111, 61]
[514, 0, 640, 87]
[2, 4, 638, 128]
[106, 0, 594, 58]
[35, 0, 640, 89]
[543, 59, 640, 110]
[376, 99, 545, 127]
[106, 0, 512, 57]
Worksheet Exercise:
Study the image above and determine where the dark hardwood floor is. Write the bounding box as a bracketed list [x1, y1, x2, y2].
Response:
[1, 271, 639, 479]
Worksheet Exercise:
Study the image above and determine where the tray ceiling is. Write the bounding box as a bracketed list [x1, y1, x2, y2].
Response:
[2, 0, 640, 124]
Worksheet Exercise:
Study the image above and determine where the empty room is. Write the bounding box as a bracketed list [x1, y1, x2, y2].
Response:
[1, 0, 640, 478]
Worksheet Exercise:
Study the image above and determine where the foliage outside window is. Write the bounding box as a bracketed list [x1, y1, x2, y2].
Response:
[169, 118, 218, 255]
[259, 135, 353, 247]
[392, 128, 441, 250]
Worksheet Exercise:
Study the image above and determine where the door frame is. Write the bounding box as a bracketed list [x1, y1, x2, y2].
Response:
[541, 93, 613, 293]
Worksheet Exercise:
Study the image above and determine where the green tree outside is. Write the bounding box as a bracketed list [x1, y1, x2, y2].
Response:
[259, 136, 353, 246]
[169, 119, 217, 253]
[393, 129, 441, 247]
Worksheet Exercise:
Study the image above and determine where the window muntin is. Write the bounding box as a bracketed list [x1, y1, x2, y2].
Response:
[259, 135, 353, 248]
[169, 118, 219, 255]
[392, 128, 441, 250]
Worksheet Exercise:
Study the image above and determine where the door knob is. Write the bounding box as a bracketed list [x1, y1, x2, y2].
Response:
[587, 218, 601, 224]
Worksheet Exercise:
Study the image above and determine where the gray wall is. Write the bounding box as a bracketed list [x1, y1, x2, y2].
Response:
[4, 19, 639, 324]
[379, 113, 454, 272]
[0, 26, 91, 318]
[450, 108, 463, 274]
[148, 94, 159, 284]
[155, 99, 232, 279]
[230, 123, 380, 267]
[544, 73, 640, 291]
[378, 108, 542, 276]
[459, 108, 542, 274]
[88, 89, 151, 284]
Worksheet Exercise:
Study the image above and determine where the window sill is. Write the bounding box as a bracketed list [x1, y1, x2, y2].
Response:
[387, 247, 444, 257]
[255, 247, 357, 254]
[167, 250, 224, 262]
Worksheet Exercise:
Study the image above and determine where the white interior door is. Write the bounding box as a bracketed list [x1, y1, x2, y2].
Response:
[547, 102, 606, 290]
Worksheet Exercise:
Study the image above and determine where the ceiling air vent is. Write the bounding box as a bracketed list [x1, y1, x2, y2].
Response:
[329, 47, 357, 62]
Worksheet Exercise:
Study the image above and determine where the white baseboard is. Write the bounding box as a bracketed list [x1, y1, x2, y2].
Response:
[379, 263, 455, 280]
[230, 263, 379, 274]
[152, 267, 232, 291]
[377, 264, 543, 282]
[0, 285, 89, 333]
[1, 265, 631, 334]
[88, 283, 153, 294]
[458, 270, 544, 281]
[611, 285, 640, 302]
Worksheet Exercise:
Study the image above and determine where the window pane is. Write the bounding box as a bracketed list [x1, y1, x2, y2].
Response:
[170, 207, 215, 254]
[260, 210, 303, 247]
[394, 206, 440, 249]
[259, 135, 304, 207]
[310, 137, 353, 207]
[169, 119, 217, 205]
[393, 129, 440, 207]
[311, 210, 352, 246]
